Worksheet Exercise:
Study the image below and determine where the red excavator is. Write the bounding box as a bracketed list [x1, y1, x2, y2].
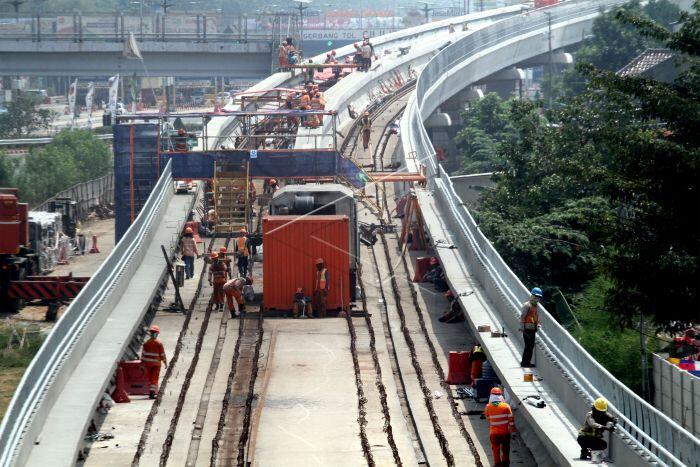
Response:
[0, 188, 88, 320]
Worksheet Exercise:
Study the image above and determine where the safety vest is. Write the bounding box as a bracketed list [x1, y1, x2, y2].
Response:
[485, 402, 515, 435]
[142, 338, 165, 366]
[210, 261, 227, 279]
[236, 236, 249, 257]
[523, 303, 539, 330]
[315, 268, 328, 291]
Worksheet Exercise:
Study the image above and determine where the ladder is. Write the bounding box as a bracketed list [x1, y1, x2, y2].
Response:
[213, 161, 250, 234]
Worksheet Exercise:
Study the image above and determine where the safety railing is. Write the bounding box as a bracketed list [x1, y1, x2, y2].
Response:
[402, 1, 700, 465]
[0, 160, 174, 467]
[34, 172, 114, 220]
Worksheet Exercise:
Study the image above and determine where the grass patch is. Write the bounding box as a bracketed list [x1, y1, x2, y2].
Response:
[0, 323, 46, 420]
[571, 276, 657, 395]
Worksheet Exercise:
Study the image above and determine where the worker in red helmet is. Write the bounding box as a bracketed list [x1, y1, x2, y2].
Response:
[219, 246, 232, 279]
[313, 258, 329, 318]
[224, 276, 252, 318]
[179, 226, 200, 279]
[235, 228, 250, 277]
[175, 127, 190, 151]
[208, 252, 228, 310]
[292, 287, 308, 318]
[269, 178, 279, 192]
[142, 324, 167, 399]
[484, 386, 516, 466]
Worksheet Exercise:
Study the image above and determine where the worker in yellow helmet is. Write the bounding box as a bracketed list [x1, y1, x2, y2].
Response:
[577, 397, 618, 460]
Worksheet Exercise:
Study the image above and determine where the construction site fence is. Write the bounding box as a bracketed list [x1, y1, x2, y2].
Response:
[34, 172, 114, 221]
[653, 354, 700, 438]
[0, 160, 174, 467]
[401, 0, 700, 465]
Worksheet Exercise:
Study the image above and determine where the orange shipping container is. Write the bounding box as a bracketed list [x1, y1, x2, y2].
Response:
[263, 215, 351, 312]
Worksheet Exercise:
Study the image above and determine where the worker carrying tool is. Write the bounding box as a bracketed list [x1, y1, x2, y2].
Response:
[361, 112, 371, 150]
[142, 325, 168, 400]
[484, 387, 516, 466]
[224, 276, 251, 318]
[578, 397, 618, 461]
[208, 252, 228, 310]
[313, 258, 329, 318]
[235, 228, 250, 277]
[520, 287, 542, 368]
[180, 227, 200, 279]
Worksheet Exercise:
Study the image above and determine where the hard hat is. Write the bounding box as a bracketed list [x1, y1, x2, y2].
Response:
[239, 228, 247, 233]
[363, 111, 369, 116]
[184, 227, 193, 234]
[445, 290, 454, 298]
[219, 247, 227, 253]
[149, 325, 160, 333]
[490, 387, 503, 395]
[211, 252, 219, 259]
[429, 257, 438, 265]
[178, 128, 185, 135]
[269, 178, 277, 185]
[296, 287, 303, 293]
[593, 397, 608, 412]
[331, 50, 336, 55]
[530, 287, 543, 298]
[315, 258, 324, 265]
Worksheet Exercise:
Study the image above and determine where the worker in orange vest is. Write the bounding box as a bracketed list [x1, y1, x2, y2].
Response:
[520, 287, 542, 367]
[219, 246, 232, 279]
[235, 228, 250, 277]
[313, 258, 329, 318]
[224, 276, 251, 318]
[208, 252, 228, 310]
[142, 325, 167, 399]
[485, 387, 516, 466]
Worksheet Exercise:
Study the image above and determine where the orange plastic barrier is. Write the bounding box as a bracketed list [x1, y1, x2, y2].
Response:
[445, 351, 470, 384]
[117, 360, 151, 395]
[413, 256, 433, 282]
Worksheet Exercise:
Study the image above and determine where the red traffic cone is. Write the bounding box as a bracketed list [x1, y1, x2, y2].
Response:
[89, 235, 100, 254]
[111, 367, 131, 403]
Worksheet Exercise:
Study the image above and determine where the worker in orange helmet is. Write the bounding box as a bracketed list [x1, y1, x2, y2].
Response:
[175, 127, 189, 151]
[179, 226, 200, 279]
[142, 324, 167, 399]
[223, 276, 251, 318]
[219, 246, 232, 279]
[208, 252, 228, 310]
[235, 228, 250, 277]
[484, 387, 516, 466]
[269, 178, 279, 192]
[313, 258, 329, 318]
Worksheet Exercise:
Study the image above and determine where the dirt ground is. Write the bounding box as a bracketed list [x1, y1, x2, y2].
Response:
[0, 368, 25, 419]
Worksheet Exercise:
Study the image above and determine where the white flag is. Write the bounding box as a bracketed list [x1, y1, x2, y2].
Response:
[108, 74, 120, 119]
[123, 32, 143, 60]
[85, 82, 94, 129]
[68, 78, 78, 125]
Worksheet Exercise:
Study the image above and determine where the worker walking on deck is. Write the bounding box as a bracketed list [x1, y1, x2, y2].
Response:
[180, 227, 199, 279]
[219, 246, 232, 279]
[208, 252, 228, 310]
[142, 325, 167, 399]
[235, 228, 250, 277]
[361, 112, 371, 150]
[224, 276, 250, 318]
[313, 258, 329, 318]
[577, 397, 617, 461]
[485, 387, 516, 466]
[520, 287, 542, 368]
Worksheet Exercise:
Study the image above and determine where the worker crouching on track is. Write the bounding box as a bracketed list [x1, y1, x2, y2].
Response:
[313, 258, 329, 318]
[577, 397, 617, 461]
[235, 228, 250, 277]
[224, 276, 251, 318]
[485, 387, 516, 466]
[208, 252, 228, 310]
[142, 325, 168, 400]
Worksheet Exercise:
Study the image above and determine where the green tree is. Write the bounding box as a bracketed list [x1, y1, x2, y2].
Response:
[0, 97, 56, 139]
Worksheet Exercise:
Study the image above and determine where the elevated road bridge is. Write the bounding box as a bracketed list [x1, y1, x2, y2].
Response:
[1, 2, 698, 467]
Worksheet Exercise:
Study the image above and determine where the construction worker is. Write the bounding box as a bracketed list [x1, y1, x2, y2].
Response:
[235, 228, 250, 277]
[520, 287, 542, 368]
[179, 227, 200, 279]
[208, 252, 228, 310]
[174, 128, 190, 151]
[224, 276, 251, 318]
[578, 397, 617, 461]
[439, 290, 465, 323]
[469, 344, 487, 385]
[142, 325, 167, 400]
[484, 387, 516, 466]
[219, 246, 232, 279]
[361, 112, 371, 150]
[313, 258, 329, 318]
[292, 287, 308, 318]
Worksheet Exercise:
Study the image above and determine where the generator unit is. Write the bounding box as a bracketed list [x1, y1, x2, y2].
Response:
[270, 184, 358, 299]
